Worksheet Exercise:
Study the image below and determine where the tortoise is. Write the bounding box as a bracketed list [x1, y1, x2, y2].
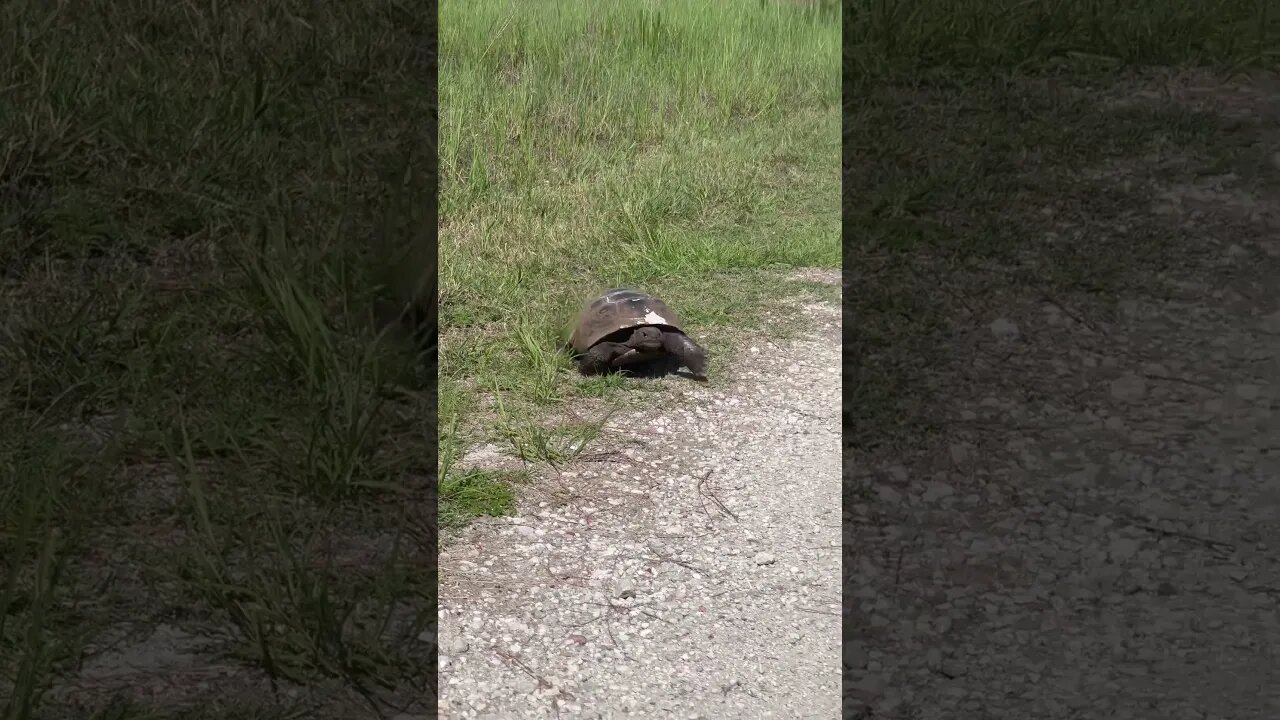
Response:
[568, 289, 707, 378]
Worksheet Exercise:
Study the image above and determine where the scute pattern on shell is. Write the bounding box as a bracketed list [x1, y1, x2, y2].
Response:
[569, 289, 685, 352]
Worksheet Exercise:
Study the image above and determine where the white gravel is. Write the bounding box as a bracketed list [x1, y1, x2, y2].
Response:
[438, 298, 841, 719]
[844, 70, 1280, 718]
[848, 281, 1280, 718]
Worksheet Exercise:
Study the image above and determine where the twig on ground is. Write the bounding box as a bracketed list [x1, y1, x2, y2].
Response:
[695, 470, 740, 522]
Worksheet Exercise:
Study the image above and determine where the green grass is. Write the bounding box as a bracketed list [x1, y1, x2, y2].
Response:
[846, 0, 1279, 76]
[843, 0, 1280, 453]
[0, 1, 435, 717]
[438, 0, 841, 521]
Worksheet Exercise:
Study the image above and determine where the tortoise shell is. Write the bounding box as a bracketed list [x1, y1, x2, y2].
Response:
[568, 289, 685, 353]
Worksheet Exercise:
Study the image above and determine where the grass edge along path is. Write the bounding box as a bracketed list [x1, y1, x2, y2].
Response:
[437, 0, 842, 526]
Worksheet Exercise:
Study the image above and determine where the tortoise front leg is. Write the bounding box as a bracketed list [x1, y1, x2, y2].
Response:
[579, 342, 630, 374]
[662, 332, 707, 377]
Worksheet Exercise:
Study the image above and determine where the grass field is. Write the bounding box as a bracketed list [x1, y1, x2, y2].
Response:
[437, 0, 842, 525]
[844, 0, 1280, 454]
[0, 1, 435, 716]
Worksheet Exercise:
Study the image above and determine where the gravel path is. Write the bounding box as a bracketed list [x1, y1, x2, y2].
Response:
[845, 71, 1280, 719]
[438, 296, 841, 719]
[848, 292, 1280, 718]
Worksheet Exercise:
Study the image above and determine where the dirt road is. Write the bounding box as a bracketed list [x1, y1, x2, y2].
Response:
[846, 70, 1280, 718]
